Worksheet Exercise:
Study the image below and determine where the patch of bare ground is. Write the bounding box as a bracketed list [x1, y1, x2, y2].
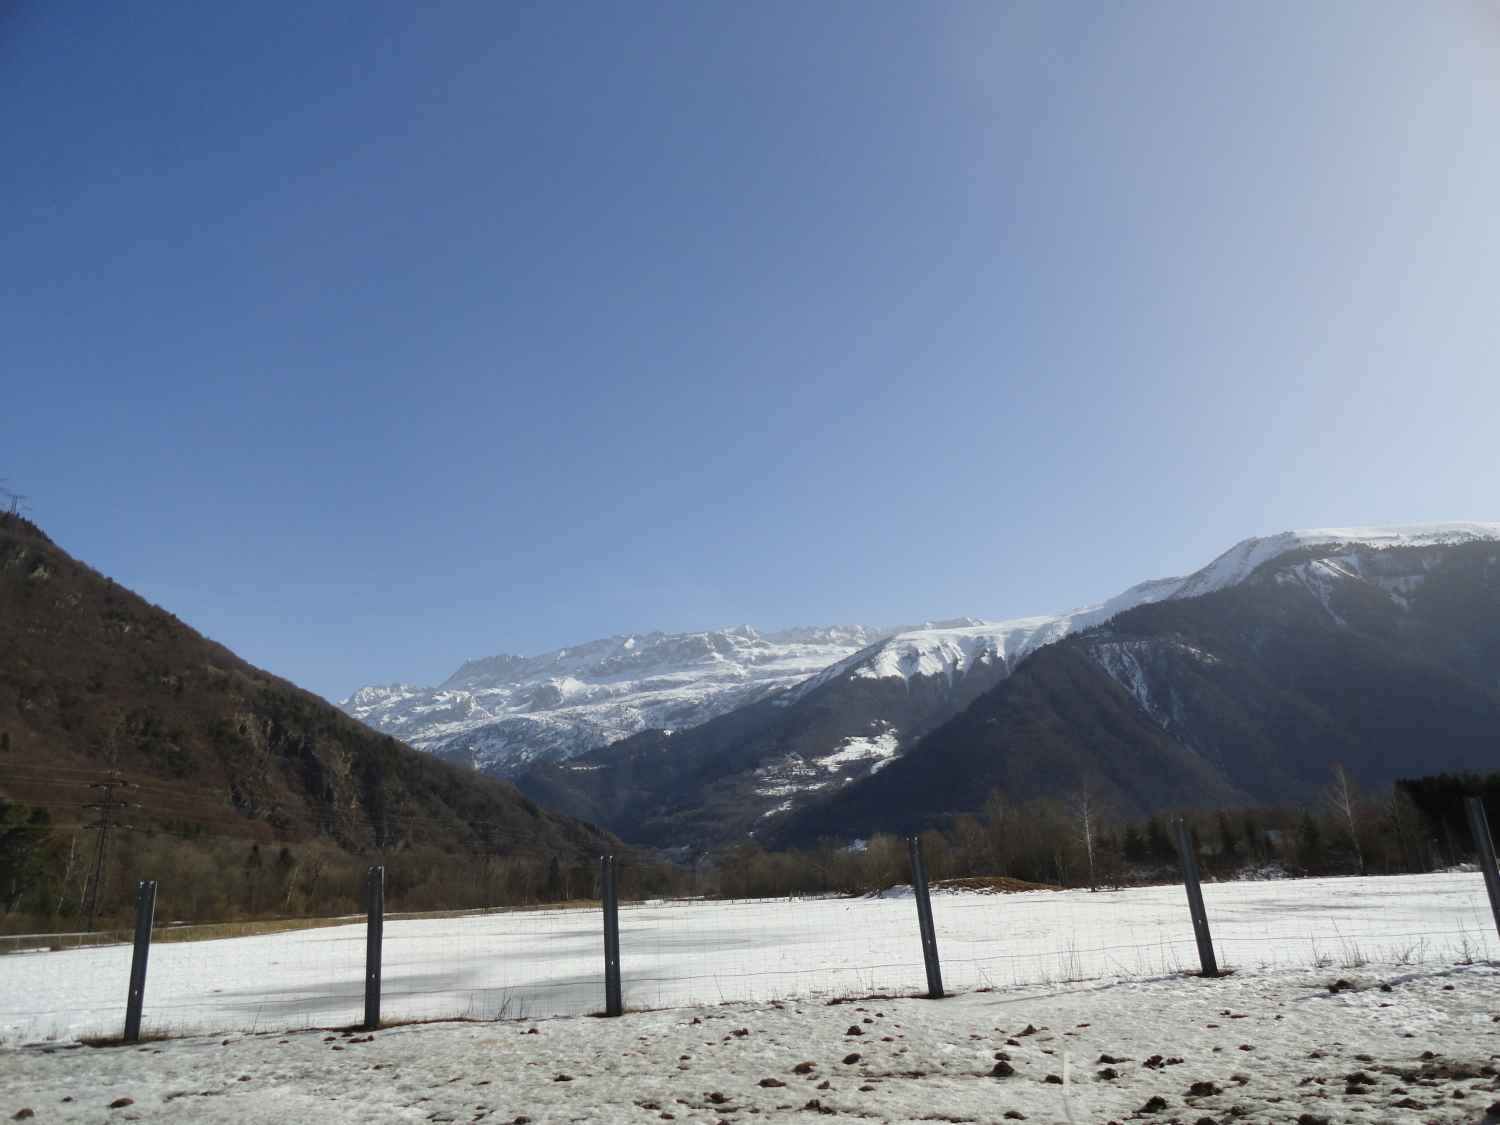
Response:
[932, 876, 1056, 894]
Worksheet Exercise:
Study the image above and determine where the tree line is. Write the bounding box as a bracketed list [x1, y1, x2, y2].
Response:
[710, 768, 1500, 899]
[3, 768, 1496, 934]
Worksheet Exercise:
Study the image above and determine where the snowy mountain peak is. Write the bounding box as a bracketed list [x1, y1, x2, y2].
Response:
[341, 625, 893, 769]
[433, 626, 894, 694]
[1171, 523, 1500, 600]
[344, 522, 1499, 776]
[807, 522, 1500, 690]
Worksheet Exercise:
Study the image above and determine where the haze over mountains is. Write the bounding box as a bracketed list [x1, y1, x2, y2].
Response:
[348, 523, 1500, 853]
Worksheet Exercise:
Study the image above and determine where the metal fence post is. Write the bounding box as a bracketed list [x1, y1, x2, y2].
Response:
[364, 865, 384, 1030]
[123, 880, 157, 1043]
[908, 836, 945, 999]
[601, 855, 623, 1017]
[1173, 819, 1220, 978]
[1464, 797, 1500, 944]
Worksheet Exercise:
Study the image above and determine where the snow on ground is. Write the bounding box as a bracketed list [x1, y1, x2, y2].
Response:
[819, 732, 901, 771]
[4, 961, 1498, 1123]
[1, 874, 1495, 1050]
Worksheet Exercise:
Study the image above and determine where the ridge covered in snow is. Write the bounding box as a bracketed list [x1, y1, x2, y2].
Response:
[341, 625, 892, 770]
[791, 522, 1500, 692]
[345, 522, 1499, 776]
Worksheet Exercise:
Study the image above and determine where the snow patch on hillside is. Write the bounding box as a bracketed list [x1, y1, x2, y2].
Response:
[1091, 640, 1158, 718]
[751, 727, 904, 812]
[820, 729, 900, 770]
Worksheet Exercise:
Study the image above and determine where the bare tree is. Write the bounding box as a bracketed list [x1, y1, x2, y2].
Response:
[1070, 777, 1099, 891]
[1327, 763, 1366, 875]
[981, 789, 1011, 875]
[55, 828, 82, 917]
[1385, 783, 1424, 874]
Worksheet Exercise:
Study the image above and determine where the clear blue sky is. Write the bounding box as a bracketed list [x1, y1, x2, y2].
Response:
[5, 2, 1498, 701]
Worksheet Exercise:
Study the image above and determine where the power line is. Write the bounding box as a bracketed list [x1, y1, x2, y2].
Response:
[0, 481, 30, 516]
[80, 776, 139, 932]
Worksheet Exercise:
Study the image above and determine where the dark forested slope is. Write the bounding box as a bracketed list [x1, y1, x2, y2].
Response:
[0, 513, 611, 923]
[771, 540, 1500, 846]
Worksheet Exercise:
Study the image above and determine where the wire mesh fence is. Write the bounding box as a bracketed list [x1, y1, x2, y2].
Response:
[930, 871, 1498, 993]
[2, 842, 1497, 1046]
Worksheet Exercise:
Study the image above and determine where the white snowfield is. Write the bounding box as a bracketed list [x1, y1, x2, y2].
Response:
[340, 626, 891, 770]
[4, 972, 1499, 1125]
[2, 872, 1495, 1048]
[4, 894, 1500, 1124]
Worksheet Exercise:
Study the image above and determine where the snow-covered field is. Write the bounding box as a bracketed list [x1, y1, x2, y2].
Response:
[5, 962, 1498, 1123]
[2, 873, 1495, 1049]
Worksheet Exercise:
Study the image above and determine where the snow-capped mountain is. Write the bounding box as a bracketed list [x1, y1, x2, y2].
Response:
[350, 521, 1500, 803]
[514, 522, 1500, 850]
[788, 522, 1500, 700]
[341, 625, 891, 773]
[766, 521, 1500, 847]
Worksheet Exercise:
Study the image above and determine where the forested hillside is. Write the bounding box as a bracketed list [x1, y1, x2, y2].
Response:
[772, 540, 1500, 847]
[0, 513, 614, 930]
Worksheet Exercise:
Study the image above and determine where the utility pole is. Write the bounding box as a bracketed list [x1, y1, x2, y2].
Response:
[0, 483, 28, 516]
[82, 776, 138, 932]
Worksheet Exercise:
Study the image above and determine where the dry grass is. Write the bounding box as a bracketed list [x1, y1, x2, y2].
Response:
[933, 875, 1057, 895]
[152, 917, 357, 945]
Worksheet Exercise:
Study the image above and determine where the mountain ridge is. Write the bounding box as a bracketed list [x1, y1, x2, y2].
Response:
[768, 531, 1500, 847]
[341, 624, 900, 773]
[350, 525, 1500, 773]
[510, 524, 1500, 850]
[0, 511, 612, 866]
[794, 522, 1500, 697]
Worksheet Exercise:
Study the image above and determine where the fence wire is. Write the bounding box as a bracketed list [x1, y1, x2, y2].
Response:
[0, 870, 1495, 1044]
[930, 871, 1497, 992]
